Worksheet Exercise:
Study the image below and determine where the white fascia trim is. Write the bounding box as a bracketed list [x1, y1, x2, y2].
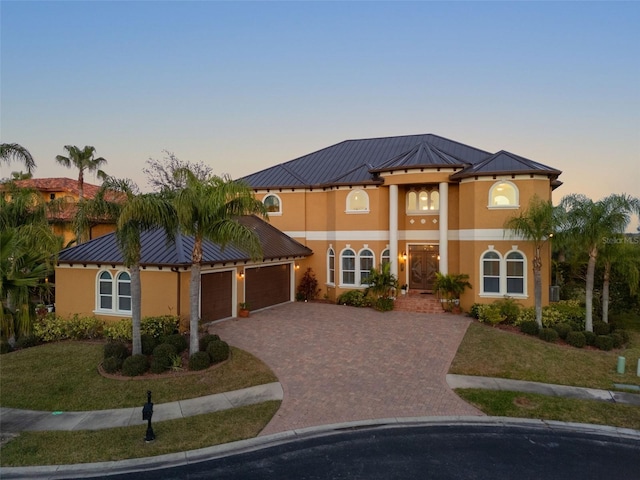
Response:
[459, 174, 551, 184]
[284, 229, 528, 242]
[285, 231, 390, 242]
[452, 229, 527, 241]
[57, 264, 168, 272]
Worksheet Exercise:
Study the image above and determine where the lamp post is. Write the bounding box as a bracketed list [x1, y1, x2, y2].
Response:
[142, 390, 155, 442]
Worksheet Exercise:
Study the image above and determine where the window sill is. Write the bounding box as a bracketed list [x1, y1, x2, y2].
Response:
[267, 212, 282, 216]
[93, 310, 132, 317]
[479, 293, 528, 299]
[487, 205, 520, 210]
[406, 211, 439, 216]
[345, 210, 370, 214]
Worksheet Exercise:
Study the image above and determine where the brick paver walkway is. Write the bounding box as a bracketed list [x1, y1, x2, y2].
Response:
[210, 302, 483, 435]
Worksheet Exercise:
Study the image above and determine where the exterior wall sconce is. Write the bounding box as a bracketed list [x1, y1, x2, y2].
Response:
[238, 269, 245, 279]
[295, 264, 300, 270]
[402, 251, 408, 260]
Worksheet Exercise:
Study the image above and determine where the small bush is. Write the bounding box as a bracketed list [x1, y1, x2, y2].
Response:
[141, 315, 180, 338]
[160, 333, 188, 354]
[297, 267, 321, 301]
[594, 335, 614, 351]
[199, 334, 220, 352]
[519, 320, 540, 336]
[15, 334, 39, 349]
[614, 329, 630, 344]
[539, 328, 559, 343]
[207, 340, 230, 364]
[104, 319, 133, 342]
[141, 334, 159, 356]
[122, 354, 149, 376]
[104, 342, 129, 361]
[552, 323, 572, 340]
[477, 304, 506, 326]
[151, 343, 177, 374]
[593, 321, 611, 336]
[34, 314, 105, 342]
[0, 341, 13, 354]
[189, 351, 211, 371]
[583, 331, 597, 346]
[102, 356, 123, 374]
[494, 297, 521, 324]
[610, 332, 624, 349]
[468, 303, 482, 319]
[337, 290, 369, 308]
[373, 297, 395, 312]
[565, 331, 586, 348]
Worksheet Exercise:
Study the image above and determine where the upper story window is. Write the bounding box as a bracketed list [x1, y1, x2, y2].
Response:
[346, 189, 369, 213]
[489, 181, 519, 208]
[406, 188, 439, 214]
[96, 270, 132, 316]
[327, 247, 335, 285]
[263, 194, 282, 215]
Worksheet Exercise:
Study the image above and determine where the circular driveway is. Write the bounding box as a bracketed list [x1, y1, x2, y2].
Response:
[210, 302, 483, 435]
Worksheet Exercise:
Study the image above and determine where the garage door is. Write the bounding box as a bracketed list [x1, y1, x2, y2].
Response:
[246, 264, 291, 311]
[201, 271, 233, 321]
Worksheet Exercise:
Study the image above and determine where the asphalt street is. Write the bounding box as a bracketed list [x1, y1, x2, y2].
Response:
[100, 423, 640, 480]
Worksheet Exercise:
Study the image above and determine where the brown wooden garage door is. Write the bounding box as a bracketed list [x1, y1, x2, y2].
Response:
[246, 264, 291, 311]
[201, 271, 232, 321]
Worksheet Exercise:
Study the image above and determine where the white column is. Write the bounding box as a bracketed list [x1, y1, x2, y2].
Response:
[389, 184, 399, 277]
[439, 182, 448, 275]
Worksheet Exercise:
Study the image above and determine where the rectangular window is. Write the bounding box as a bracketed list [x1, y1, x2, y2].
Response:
[342, 257, 355, 285]
[99, 282, 112, 309]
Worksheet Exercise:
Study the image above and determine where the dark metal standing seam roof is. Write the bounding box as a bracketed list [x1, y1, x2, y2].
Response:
[56, 216, 312, 268]
[242, 133, 561, 189]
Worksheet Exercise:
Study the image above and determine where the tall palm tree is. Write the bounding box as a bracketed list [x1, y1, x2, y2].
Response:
[599, 235, 640, 324]
[55, 145, 107, 200]
[0, 143, 36, 173]
[560, 193, 640, 332]
[504, 195, 557, 328]
[171, 170, 268, 355]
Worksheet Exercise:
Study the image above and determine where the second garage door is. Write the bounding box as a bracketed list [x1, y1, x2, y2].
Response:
[201, 271, 233, 321]
[245, 264, 291, 311]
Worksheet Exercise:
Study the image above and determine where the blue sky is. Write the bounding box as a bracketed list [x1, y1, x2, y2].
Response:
[1, 1, 639, 227]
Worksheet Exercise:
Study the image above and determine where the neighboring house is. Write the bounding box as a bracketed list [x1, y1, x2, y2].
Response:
[54, 216, 312, 321]
[11, 177, 117, 245]
[243, 133, 562, 309]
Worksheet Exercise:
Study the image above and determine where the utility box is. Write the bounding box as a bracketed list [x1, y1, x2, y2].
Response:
[549, 286, 560, 303]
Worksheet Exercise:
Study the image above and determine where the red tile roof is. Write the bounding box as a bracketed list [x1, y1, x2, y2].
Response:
[12, 177, 102, 198]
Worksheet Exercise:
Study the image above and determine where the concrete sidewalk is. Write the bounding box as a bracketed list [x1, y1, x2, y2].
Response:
[447, 374, 640, 406]
[0, 382, 283, 433]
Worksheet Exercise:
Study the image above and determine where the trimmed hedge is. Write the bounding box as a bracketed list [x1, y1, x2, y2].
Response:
[199, 334, 220, 352]
[519, 320, 540, 336]
[122, 354, 149, 376]
[141, 334, 159, 356]
[593, 321, 611, 336]
[160, 333, 188, 354]
[15, 335, 40, 349]
[584, 331, 596, 346]
[189, 351, 211, 371]
[565, 331, 586, 348]
[150, 343, 177, 374]
[539, 328, 559, 343]
[594, 335, 614, 351]
[207, 340, 230, 364]
[104, 342, 129, 361]
[102, 356, 123, 374]
[552, 323, 572, 340]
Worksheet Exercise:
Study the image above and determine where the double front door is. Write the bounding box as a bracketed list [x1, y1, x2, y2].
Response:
[409, 245, 439, 291]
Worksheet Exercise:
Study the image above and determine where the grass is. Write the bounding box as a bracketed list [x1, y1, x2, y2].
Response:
[456, 389, 640, 430]
[0, 342, 277, 410]
[450, 322, 640, 390]
[0, 401, 281, 467]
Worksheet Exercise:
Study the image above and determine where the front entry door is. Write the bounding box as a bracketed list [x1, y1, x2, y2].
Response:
[409, 245, 439, 291]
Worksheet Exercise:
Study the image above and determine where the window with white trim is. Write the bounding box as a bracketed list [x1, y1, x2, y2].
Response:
[406, 188, 439, 213]
[117, 272, 132, 312]
[489, 181, 518, 207]
[263, 194, 282, 214]
[346, 189, 369, 213]
[381, 248, 390, 266]
[341, 249, 356, 285]
[99, 271, 113, 310]
[506, 251, 525, 294]
[96, 270, 132, 315]
[482, 251, 501, 294]
[328, 247, 335, 285]
[359, 249, 375, 285]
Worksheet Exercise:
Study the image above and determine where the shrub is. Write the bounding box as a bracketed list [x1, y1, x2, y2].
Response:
[141, 334, 159, 355]
[373, 297, 395, 312]
[151, 343, 177, 374]
[207, 340, 230, 364]
[189, 351, 211, 371]
[519, 320, 540, 336]
[494, 297, 521, 324]
[552, 323, 572, 340]
[539, 328, 559, 343]
[160, 333, 188, 354]
[15, 334, 40, 349]
[614, 329, 630, 344]
[122, 354, 149, 376]
[565, 331, 586, 348]
[199, 334, 220, 352]
[468, 303, 482, 319]
[297, 268, 321, 301]
[477, 304, 506, 326]
[337, 290, 369, 308]
[0, 341, 13, 354]
[553, 300, 585, 325]
[34, 314, 105, 342]
[594, 335, 614, 351]
[104, 319, 133, 342]
[583, 331, 597, 346]
[141, 315, 179, 338]
[102, 356, 123, 374]
[104, 341, 129, 361]
[610, 332, 624, 349]
[593, 321, 611, 336]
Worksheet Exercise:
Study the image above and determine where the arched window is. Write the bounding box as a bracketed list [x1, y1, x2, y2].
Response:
[98, 271, 113, 310]
[263, 194, 282, 214]
[489, 181, 518, 207]
[346, 189, 369, 212]
[481, 251, 501, 294]
[116, 272, 132, 312]
[359, 249, 375, 285]
[327, 247, 335, 285]
[406, 188, 439, 213]
[430, 191, 439, 211]
[506, 251, 525, 295]
[341, 248, 356, 285]
[381, 248, 390, 266]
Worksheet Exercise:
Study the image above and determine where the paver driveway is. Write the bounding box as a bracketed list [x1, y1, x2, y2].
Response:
[210, 302, 483, 435]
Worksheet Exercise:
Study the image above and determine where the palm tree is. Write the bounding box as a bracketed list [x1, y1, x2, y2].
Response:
[55, 145, 107, 200]
[171, 170, 268, 355]
[1, 143, 36, 173]
[504, 195, 557, 328]
[560, 193, 640, 332]
[599, 235, 640, 324]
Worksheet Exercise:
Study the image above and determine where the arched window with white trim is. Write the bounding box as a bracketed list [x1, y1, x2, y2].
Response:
[117, 271, 132, 312]
[489, 181, 519, 207]
[381, 248, 390, 266]
[359, 248, 375, 285]
[506, 251, 525, 295]
[481, 251, 501, 294]
[263, 194, 282, 215]
[327, 247, 335, 285]
[406, 188, 439, 213]
[98, 271, 113, 310]
[346, 189, 369, 213]
[341, 248, 356, 285]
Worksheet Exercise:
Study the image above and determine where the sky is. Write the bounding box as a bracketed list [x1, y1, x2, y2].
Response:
[1, 1, 639, 228]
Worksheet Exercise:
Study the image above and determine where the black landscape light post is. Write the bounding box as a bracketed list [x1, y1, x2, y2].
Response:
[142, 390, 155, 442]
